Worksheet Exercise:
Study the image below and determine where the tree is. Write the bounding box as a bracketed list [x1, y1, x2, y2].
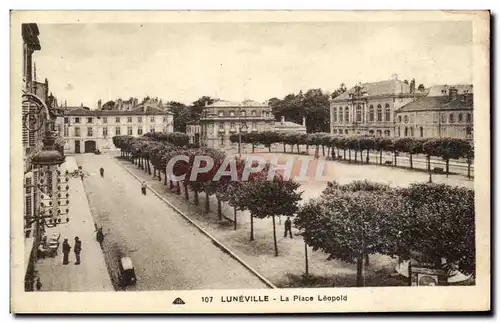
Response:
[423, 139, 441, 183]
[242, 174, 302, 256]
[167, 101, 191, 132]
[439, 138, 472, 177]
[331, 83, 347, 99]
[400, 183, 475, 276]
[466, 148, 474, 180]
[295, 180, 404, 287]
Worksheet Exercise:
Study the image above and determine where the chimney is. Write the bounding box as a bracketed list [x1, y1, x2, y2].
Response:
[98, 99, 102, 110]
[302, 116, 306, 127]
[449, 87, 458, 101]
[281, 116, 285, 125]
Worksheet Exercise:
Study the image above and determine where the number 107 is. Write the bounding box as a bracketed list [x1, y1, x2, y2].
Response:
[201, 297, 213, 303]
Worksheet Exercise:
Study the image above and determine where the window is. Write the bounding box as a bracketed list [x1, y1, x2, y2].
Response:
[356, 105, 362, 122]
[449, 114, 454, 123]
[345, 130, 349, 135]
[344, 107, 349, 122]
[229, 110, 235, 117]
[466, 113, 472, 122]
[385, 130, 391, 137]
[420, 126, 424, 137]
[333, 108, 337, 122]
[74, 127, 80, 137]
[87, 127, 93, 137]
[385, 104, 391, 122]
[369, 130, 374, 135]
[339, 129, 343, 134]
[369, 105, 374, 122]
[150, 116, 155, 122]
[127, 126, 133, 135]
[138, 116, 142, 123]
[63, 126, 69, 137]
[115, 127, 121, 135]
[241, 110, 246, 117]
[150, 127, 155, 133]
[441, 114, 446, 123]
[137, 127, 143, 135]
[230, 122, 235, 129]
[409, 127, 413, 137]
[219, 123, 224, 129]
[458, 113, 463, 122]
[404, 127, 408, 137]
[377, 105, 382, 121]
[403, 115, 409, 123]
[87, 117, 93, 123]
[103, 127, 108, 136]
[102, 117, 107, 123]
[163, 116, 168, 122]
[116, 117, 121, 123]
[64, 117, 69, 124]
[252, 122, 257, 129]
[466, 126, 472, 136]
[339, 107, 343, 122]
[397, 127, 401, 136]
[376, 130, 382, 137]
[398, 116, 402, 123]
[218, 111, 224, 117]
[251, 110, 257, 116]
[127, 117, 132, 123]
[333, 129, 337, 134]
[74, 117, 80, 124]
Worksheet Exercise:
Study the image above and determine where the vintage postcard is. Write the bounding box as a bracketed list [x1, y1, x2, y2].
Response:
[10, 10, 490, 313]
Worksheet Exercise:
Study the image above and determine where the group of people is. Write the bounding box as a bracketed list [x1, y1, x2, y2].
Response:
[62, 236, 82, 265]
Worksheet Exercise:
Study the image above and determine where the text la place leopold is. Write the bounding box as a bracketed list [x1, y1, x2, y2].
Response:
[220, 295, 348, 303]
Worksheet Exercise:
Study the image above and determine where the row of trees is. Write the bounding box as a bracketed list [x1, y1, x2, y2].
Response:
[294, 180, 475, 286]
[230, 131, 474, 179]
[112, 133, 302, 257]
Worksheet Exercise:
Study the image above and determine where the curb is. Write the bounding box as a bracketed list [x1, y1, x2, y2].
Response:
[118, 160, 277, 289]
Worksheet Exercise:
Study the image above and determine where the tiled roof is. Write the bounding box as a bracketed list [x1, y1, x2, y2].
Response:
[426, 84, 473, 97]
[63, 107, 172, 116]
[396, 94, 473, 112]
[207, 99, 268, 108]
[332, 79, 418, 101]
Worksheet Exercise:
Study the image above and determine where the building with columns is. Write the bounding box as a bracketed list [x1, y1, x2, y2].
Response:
[330, 76, 425, 137]
[197, 99, 275, 149]
[62, 105, 174, 153]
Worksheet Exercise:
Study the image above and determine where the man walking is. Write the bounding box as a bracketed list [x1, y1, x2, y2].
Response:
[284, 216, 293, 239]
[74, 236, 82, 265]
[62, 238, 71, 265]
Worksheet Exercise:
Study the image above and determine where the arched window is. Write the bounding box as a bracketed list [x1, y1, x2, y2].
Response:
[398, 127, 401, 136]
[229, 110, 235, 117]
[385, 104, 391, 121]
[376, 130, 382, 137]
[466, 113, 472, 122]
[466, 126, 472, 135]
[449, 114, 454, 123]
[339, 107, 343, 122]
[441, 114, 446, 123]
[409, 127, 413, 137]
[458, 113, 463, 122]
[339, 129, 343, 134]
[251, 110, 257, 116]
[333, 107, 337, 122]
[385, 130, 391, 137]
[345, 107, 349, 123]
[333, 129, 337, 134]
[398, 115, 402, 123]
[218, 111, 224, 117]
[369, 130, 374, 135]
[369, 105, 374, 122]
[356, 105, 362, 122]
[404, 127, 408, 137]
[241, 110, 246, 117]
[377, 104, 382, 122]
[403, 115, 408, 123]
[420, 126, 424, 137]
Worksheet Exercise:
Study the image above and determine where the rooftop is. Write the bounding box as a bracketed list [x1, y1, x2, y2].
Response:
[396, 93, 473, 113]
[207, 99, 269, 108]
[426, 84, 473, 97]
[332, 78, 425, 101]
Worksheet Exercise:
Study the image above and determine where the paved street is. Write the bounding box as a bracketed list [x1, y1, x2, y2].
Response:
[75, 153, 268, 291]
[35, 157, 113, 291]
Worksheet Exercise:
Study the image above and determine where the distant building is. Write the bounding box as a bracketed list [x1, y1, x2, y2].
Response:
[395, 86, 473, 141]
[330, 75, 425, 137]
[198, 99, 275, 149]
[62, 105, 173, 153]
[273, 116, 307, 134]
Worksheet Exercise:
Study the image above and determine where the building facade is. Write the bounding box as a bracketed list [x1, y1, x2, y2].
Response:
[395, 86, 473, 141]
[273, 116, 307, 134]
[62, 106, 174, 153]
[330, 76, 425, 137]
[198, 99, 275, 149]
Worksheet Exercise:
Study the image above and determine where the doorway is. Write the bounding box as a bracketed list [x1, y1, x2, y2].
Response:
[74, 140, 80, 154]
[84, 140, 97, 153]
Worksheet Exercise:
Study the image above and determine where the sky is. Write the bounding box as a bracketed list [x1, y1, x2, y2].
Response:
[33, 21, 473, 108]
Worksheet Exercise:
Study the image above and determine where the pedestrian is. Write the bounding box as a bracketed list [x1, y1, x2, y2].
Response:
[284, 216, 293, 239]
[62, 238, 71, 265]
[74, 236, 82, 265]
[141, 181, 147, 195]
[35, 277, 42, 291]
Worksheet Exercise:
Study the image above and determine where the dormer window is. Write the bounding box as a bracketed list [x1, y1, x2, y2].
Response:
[251, 110, 257, 116]
[218, 111, 224, 117]
[229, 110, 235, 117]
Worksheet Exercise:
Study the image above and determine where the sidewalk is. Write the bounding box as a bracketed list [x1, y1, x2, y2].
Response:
[34, 157, 114, 291]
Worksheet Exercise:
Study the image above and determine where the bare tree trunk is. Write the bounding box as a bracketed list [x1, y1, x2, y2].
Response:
[194, 190, 199, 205]
[356, 254, 365, 287]
[233, 206, 237, 230]
[217, 199, 222, 221]
[176, 181, 181, 195]
[446, 159, 450, 177]
[304, 241, 309, 279]
[272, 215, 278, 257]
[184, 183, 189, 200]
[205, 192, 210, 213]
[250, 213, 254, 241]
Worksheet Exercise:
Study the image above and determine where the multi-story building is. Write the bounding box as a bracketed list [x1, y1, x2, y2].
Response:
[330, 75, 425, 137]
[395, 85, 473, 141]
[197, 99, 275, 149]
[62, 105, 174, 153]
